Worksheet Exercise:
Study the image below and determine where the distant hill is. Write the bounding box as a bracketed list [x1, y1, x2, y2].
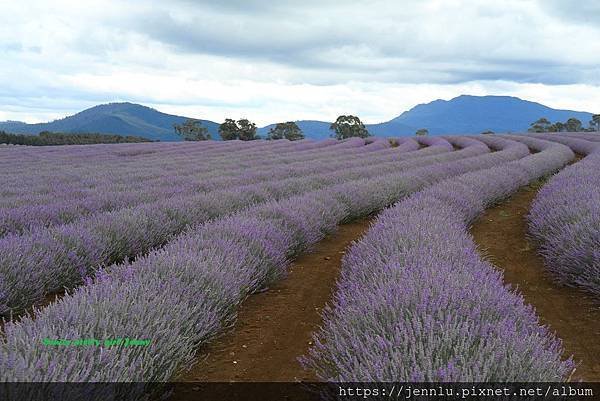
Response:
[1, 96, 594, 141]
[0, 103, 220, 142]
[387, 95, 593, 135]
[365, 120, 417, 136]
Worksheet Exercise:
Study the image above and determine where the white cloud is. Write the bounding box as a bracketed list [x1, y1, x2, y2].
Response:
[0, 0, 598, 124]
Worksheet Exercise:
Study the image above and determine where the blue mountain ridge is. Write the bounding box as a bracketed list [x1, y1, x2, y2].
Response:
[0, 95, 594, 141]
[0, 103, 219, 142]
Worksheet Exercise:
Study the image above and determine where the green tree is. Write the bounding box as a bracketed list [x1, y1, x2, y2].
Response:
[267, 121, 304, 140]
[481, 130, 495, 135]
[528, 117, 552, 133]
[415, 128, 429, 136]
[549, 121, 565, 132]
[173, 119, 210, 141]
[329, 115, 370, 139]
[565, 117, 583, 132]
[237, 119, 258, 141]
[219, 118, 240, 140]
[219, 118, 259, 141]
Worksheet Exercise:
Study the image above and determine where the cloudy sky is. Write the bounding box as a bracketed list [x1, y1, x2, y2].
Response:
[1, 0, 599, 125]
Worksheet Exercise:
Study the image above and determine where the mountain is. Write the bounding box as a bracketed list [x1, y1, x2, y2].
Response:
[388, 95, 593, 135]
[259, 96, 593, 138]
[0, 103, 220, 142]
[1, 96, 594, 141]
[365, 120, 417, 136]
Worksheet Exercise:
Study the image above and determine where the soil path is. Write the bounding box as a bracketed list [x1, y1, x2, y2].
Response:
[168, 219, 372, 400]
[471, 184, 600, 381]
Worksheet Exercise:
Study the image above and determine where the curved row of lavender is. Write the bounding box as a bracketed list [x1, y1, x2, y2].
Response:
[563, 132, 600, 142]
[0, 138, 419, 237]
[0, 138, 529, 396]
[0, 140, 462, 314]
[0, 138, 398, 232]
[0, 138, 349, 210]
[0, 139, 346, 201]
[0, 137, 345, 179]
[303, 136, 575, 382]
[1, 139, 291, 192]
[0, 138, 368, 214]
[0, 137, 402, 228]
[0, 137, 378, 198]
[0, 140, 418, 237]
[527, 134, 600, 298]
[528, 133, 598, 155]
[0, 138, 345, 196]
[0, 138, 472, 316]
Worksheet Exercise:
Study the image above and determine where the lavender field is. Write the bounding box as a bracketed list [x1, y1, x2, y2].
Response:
[0, 134, 599, 398]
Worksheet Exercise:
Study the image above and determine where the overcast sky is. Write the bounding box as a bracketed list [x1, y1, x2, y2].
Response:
[1, 0, 599, 125]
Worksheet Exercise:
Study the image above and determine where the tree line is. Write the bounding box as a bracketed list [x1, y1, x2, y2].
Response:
[0, 131, 151, 146]
[174, 115, 432, 141]
[528, 114, 600, 133]
[176, 112, 600, 142]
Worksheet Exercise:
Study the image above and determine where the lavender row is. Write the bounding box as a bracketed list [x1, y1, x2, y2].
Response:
[0, 139, 455, 316]
[528, 133, 600, 154]
[0, 138, 352, 207]
[0, 138, 354, 209]
[563, 132, 600, 142]
[0, 137, 529, 394]
[0, 138, 331, 183]
[392, 137, 420, 152]
[0, 138, 395, 234]
[0, 139, 292, 183]
[0, 139, 446, 246]
[0, 136, 393, 197]
[0, 139, 479, 316]
[0, 138, 381, 211]
[0, 136, 320, 169]
[303, 137, 575, 382]
[527, 134, 600, 298]
[0, 138, 445, 247]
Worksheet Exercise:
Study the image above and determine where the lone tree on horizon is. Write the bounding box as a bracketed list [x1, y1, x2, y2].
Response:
[173, 119, 211, 141]
[415, 128, 429, 136]
[330, 115, 370, 139]
[267, 121, 304, 140]
[219, 118, 259, 141]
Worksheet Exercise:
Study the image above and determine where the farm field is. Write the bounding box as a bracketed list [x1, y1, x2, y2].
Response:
[1, 133, 599, 400]
[471, 184, 600, 380]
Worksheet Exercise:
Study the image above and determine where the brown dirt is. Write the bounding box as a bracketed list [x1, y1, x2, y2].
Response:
[0, 291, 65, 335]
[167, 219, 372, 399]
[471, 184, 600, 381]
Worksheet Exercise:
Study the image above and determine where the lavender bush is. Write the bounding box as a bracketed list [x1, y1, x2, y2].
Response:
[0, 137, 375, 234]
[0, 136, 531, 392]
[303, 137, 575, 382]
[1, 139, 475, 316]
[0, 136, 418, 235]
[527, 134, 600, 298]
[0, 138, 355, 217]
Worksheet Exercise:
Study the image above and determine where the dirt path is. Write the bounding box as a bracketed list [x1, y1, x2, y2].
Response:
[168, 219, 372, 400]
[471, 184, 600, 381]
